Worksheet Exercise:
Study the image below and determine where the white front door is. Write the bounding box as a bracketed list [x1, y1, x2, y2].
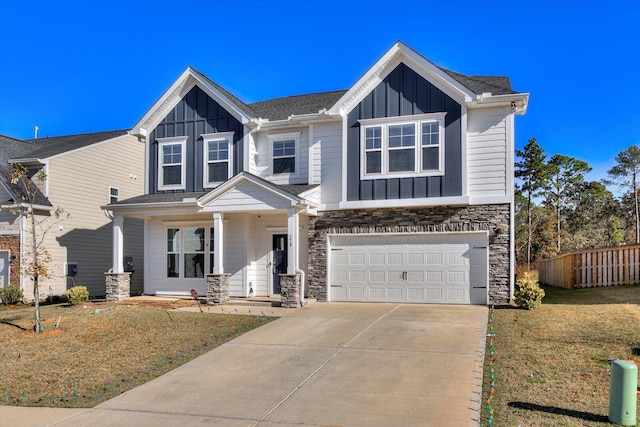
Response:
[329, 233, 488, 304]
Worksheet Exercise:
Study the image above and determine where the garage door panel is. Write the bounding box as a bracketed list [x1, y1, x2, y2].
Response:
[329, 233, 488, 304]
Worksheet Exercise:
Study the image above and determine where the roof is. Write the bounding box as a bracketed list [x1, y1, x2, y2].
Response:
[0, 129, 131, 208]
[440, 68, 516, 96]
[19, 129, 129, 160]
[248, 90, 348, 121]
[110, 182, 319, 207]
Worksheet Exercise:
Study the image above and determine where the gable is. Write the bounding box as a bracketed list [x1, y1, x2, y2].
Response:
[346, 62, 462, 202]
[201, 181, 295, 212]
[149, 85, 244, 194]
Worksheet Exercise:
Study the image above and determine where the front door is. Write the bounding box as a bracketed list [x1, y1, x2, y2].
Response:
[272, 234, 288, 294]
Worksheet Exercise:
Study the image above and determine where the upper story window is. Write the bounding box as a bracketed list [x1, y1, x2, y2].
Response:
[203, 132, 234, 188]
[359, 113, 445, 179]
[109, 187, 119, 204]
[158, 136, 187, 190]
[269, 132, 300, 176]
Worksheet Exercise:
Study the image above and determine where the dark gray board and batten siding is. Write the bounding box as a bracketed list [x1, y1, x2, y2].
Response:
[347, 63, 462, 201]
[149, 86, 244, 194]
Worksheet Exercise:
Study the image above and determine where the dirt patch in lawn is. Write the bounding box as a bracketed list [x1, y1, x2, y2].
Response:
[482, 284, 640, 426]
[0, 300, 275, 407]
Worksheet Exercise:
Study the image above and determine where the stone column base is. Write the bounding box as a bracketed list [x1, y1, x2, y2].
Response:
[280, 274, 301, 308]
[105, 272, 131, 302]
[206, 274, 230, 305]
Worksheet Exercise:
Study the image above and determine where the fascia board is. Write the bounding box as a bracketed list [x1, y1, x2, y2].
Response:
[198, 173, 303, 207]
[131, 68, 193, 136]
[131, 68, 253, 137]
[329, 42, 473, 117]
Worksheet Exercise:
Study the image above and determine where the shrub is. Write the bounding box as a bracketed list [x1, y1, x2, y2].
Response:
[514, 272, 545, 310]
[0, 284, 24, 305]
[64, 286, 89, 306]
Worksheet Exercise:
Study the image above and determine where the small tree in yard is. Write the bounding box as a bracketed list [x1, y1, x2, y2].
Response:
[10, 163, 68, 333]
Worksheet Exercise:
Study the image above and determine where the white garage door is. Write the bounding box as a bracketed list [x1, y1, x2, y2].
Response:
[329, 233, 488, 304]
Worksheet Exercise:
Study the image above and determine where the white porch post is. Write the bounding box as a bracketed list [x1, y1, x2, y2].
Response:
[213, 212, 224, 274]
[112, 215, 124, 273]
[287, 208, 299, 274]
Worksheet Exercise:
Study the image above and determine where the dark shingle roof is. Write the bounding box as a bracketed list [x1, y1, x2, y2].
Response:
[20, 129, 129, 159]
[248, 90, 347, 121]
[0, 135, 52, 207]
[441, 68, 516, 95]
[111, 183, 318, 207]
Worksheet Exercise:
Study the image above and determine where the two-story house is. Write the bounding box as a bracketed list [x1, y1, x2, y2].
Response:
[0, 130, 145, 299]
[106, 41, 528, 306]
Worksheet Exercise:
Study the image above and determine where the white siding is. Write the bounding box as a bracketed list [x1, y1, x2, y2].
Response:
[315, 122, 342, 207]
[207, 182, 294, 211]
[467, 107, 509, 197]
[226, 215, 247, 296]
[253, 128, 309, 185]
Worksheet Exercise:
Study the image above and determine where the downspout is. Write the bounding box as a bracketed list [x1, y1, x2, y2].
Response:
[295, 268, 305, 306]
[19, 210, 25, 294]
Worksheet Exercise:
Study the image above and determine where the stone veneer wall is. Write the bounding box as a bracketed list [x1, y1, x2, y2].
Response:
[206, 274, 230, 305]
[0, 235, 21, 287]
[308, 204, 511, 305]
[280, 274, 301, 308]
[105, 272, 131, 302]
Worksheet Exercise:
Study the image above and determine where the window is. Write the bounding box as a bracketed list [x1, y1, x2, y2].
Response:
[158, 137, 187, 190]
[269, 132, 300, 175]
[359, 113, 445, 179]
[109, 187, 119, 204]
[166, 226, 214, 279]
[203, 132, 234, 187]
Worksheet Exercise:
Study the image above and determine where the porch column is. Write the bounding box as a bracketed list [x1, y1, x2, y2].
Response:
[213, 212, 224, 274]
[287, 208, 299, 274]
[112, 215, 124, 273]
[106, 214, 129, 301]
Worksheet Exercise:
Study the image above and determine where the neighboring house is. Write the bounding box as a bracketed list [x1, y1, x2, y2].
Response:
[0, 130, 145, 299]
[107, 41, 528, 305]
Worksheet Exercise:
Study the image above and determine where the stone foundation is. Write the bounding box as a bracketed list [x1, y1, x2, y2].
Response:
[105, 272, 131, 302]
[206, 274, 230, 305]
[280, 274, 301, 308]
[308, 204, 511, 305]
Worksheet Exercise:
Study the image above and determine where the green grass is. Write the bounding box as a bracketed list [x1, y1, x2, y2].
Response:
[482, 284, 640, 426]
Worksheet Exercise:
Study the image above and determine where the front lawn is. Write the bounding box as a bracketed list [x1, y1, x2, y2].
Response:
[0, 300, 274, 407]
[482, 285, 640, 426]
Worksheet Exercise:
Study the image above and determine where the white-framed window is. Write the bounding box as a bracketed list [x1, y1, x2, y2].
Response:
[359, 113, 446, 179]
[203, 132, 234, 187]
[108, 187, 119, 204]
[166, 226, 215, 279]
[268, 132, 300, 176]
[158, 136, 187, 190]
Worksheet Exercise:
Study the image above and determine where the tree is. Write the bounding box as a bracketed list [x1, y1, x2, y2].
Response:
[606, 145, 640, 243]
[545, 154, 591, 254]
[10, 164, 67, 333]
[515, 138, 549, 269]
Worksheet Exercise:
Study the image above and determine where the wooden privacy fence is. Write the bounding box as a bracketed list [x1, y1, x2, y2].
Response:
[537, 244, 640, 289]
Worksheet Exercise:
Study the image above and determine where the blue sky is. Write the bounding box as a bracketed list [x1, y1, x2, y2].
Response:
[1, 0, 638, 183]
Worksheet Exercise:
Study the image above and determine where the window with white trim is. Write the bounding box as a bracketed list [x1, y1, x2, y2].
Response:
[269, 132, 300, 176]
[158, 137, 187, 190]
[108, 187, 119, 204]
[203, 132, 234, 187]
[166, 226, 214, 279]
[360, 113, 445, 179]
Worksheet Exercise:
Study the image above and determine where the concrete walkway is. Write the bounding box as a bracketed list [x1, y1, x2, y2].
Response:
[0, 303, 487, 427]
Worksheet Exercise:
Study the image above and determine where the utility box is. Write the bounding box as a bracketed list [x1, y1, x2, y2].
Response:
[124, 256, 134, 273]
[65, 262, 78, 277]
[609, 359, 637, 426]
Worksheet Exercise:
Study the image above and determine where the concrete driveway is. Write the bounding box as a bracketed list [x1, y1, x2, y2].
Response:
[1, 303, 487, 427]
